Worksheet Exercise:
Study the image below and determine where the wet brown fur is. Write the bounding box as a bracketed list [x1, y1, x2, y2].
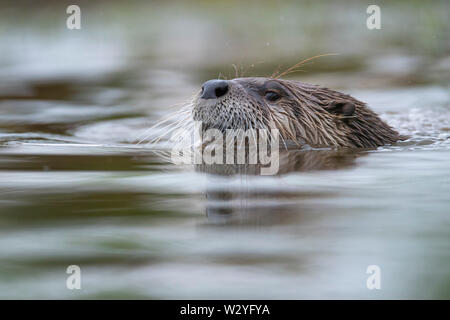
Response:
[192, 77, 403, 149]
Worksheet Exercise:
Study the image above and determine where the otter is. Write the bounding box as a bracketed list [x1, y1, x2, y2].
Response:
[192, 77, 403, 148]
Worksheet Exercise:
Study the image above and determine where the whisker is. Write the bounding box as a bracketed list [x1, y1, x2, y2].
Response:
[273, 53, 339, 79]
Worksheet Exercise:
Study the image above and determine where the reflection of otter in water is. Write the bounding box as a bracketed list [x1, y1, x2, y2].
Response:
[196, 148, 363, 176]
[197, 149, 365, 225]
[193, 77, 403, 148]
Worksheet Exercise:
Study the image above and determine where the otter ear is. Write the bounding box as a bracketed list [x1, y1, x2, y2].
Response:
[324, 101, 355, 118]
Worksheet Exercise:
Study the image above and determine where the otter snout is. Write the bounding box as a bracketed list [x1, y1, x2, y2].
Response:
[200, 80, 229, 99]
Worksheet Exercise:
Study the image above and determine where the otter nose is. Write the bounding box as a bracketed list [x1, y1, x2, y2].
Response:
[201, 80, 229, 99]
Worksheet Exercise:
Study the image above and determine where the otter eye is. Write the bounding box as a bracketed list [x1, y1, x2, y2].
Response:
[265, 91, 281, 102]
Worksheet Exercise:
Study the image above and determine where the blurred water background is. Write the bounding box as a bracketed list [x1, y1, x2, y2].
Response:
[0, 0, 449, 299]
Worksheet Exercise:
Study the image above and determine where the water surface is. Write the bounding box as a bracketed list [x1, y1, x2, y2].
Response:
[0, 0, 449, 299]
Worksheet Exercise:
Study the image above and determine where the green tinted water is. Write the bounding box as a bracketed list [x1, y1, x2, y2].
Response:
[0, 0, 449, 299]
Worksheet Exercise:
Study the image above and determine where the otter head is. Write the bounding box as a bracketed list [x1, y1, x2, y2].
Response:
[192, 77, 401, 148]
